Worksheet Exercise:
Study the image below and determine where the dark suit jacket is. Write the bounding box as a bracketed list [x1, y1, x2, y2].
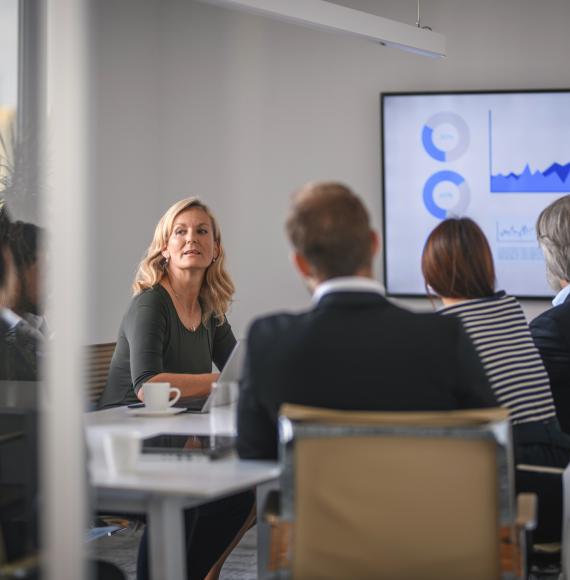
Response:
[237, 291, 497, 460]
[530, 295, 570, 434]
[0, 311, 41, 381]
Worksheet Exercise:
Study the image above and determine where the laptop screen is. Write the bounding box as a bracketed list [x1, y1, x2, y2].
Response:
[217, 339, 246, 384]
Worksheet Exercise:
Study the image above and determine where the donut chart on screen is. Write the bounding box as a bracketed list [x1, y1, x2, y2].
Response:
[423, 170, 470, 219]
[422, 112, 469, 162]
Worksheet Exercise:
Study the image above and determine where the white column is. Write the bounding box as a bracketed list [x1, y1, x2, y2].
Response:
[42, 0, 89, 578]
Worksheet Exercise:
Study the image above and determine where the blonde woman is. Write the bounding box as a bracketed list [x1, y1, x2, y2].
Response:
[99, 197, 236, 408]
[99, 198, 253, 580]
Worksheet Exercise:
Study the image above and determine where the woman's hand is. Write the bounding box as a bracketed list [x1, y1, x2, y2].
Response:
[137, 372, 221, 401]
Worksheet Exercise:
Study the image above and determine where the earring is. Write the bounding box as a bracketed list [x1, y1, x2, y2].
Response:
[163, 256, 170, 271]
[212, 257, 217, 263]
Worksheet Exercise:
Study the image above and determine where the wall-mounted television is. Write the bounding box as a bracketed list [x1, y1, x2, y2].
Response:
[381, 90, 570, 299]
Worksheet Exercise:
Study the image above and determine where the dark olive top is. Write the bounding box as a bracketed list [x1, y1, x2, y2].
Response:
[98, 285, 236, 408]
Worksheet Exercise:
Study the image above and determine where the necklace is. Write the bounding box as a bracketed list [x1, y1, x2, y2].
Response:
[167, 282, 201, 332]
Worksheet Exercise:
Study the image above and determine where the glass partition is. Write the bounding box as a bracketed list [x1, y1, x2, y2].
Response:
[0, 2, 43, 578]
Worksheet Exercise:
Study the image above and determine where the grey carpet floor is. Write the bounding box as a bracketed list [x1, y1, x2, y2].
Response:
[90, 526, 562, 580]
[88, 525, 257, 580]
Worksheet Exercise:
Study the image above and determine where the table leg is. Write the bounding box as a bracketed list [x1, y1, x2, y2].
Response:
[148, 496, 187, 580]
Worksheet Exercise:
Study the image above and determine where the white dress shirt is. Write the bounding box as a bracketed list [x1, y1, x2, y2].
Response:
[552, 284, 570, 306]
[312, 276, 385, 305]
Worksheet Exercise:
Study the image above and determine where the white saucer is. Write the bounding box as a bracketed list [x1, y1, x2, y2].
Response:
[126, 407, 186, 417]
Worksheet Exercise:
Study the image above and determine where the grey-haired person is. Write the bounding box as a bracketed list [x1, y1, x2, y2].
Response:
[531, 195, 570, 435]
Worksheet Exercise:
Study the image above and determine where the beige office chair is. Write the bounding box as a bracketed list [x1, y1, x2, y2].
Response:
[264, 404, 536, 580]
[85, 342, 116, 407]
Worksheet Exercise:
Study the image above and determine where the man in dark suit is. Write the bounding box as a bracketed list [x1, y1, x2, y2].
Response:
[237, 182, 497, 460]
[531, 195, 570, 434]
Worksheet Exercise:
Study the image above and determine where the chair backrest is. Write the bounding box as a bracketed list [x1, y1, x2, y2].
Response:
[85, 343, 116, 405]
[278, 404, 513, 580]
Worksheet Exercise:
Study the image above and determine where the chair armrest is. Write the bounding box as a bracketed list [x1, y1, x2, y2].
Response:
[516, 493, 537, 531]
[0, 431, 24, 445]
[516, 463, 565, 475]
[532, 542, 561, 554]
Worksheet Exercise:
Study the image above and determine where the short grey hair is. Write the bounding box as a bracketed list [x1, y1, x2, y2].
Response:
[536, 195, 570, 291]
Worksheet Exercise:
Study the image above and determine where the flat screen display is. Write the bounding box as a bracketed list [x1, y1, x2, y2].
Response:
[381, 90, 570, 298]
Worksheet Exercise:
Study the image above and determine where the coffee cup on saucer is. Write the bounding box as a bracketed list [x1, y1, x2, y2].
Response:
[142, 382, 181, 412]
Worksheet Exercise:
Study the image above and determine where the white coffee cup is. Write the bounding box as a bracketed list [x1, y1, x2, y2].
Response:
[143, 382, 181, 411]
[103, 431, 141, 476]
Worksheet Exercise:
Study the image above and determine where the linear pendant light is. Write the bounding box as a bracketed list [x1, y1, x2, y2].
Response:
[199, 0, 446, 58]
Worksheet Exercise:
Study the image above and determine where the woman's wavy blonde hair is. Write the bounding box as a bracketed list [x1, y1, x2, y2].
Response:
[132, 197, 234, 325]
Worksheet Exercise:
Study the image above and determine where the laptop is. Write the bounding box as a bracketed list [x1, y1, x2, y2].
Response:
[179, 339, 246, 413]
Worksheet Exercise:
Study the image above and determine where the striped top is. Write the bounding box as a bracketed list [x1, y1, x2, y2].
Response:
[439, 292, 556, 425]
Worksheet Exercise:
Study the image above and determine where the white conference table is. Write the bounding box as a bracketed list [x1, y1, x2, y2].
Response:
[85, 405, 280, 580]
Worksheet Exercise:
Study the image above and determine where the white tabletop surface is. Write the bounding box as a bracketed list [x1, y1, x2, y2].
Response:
[85, 405, 279, 499]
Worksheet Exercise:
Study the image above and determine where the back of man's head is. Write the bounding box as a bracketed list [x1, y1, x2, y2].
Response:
[286, 182, 373, 279]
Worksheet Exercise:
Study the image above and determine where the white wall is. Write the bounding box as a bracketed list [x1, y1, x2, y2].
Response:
[87, 0, 163, 334]
[0, 0, 18, 108]
[88, 0, 570, 342]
